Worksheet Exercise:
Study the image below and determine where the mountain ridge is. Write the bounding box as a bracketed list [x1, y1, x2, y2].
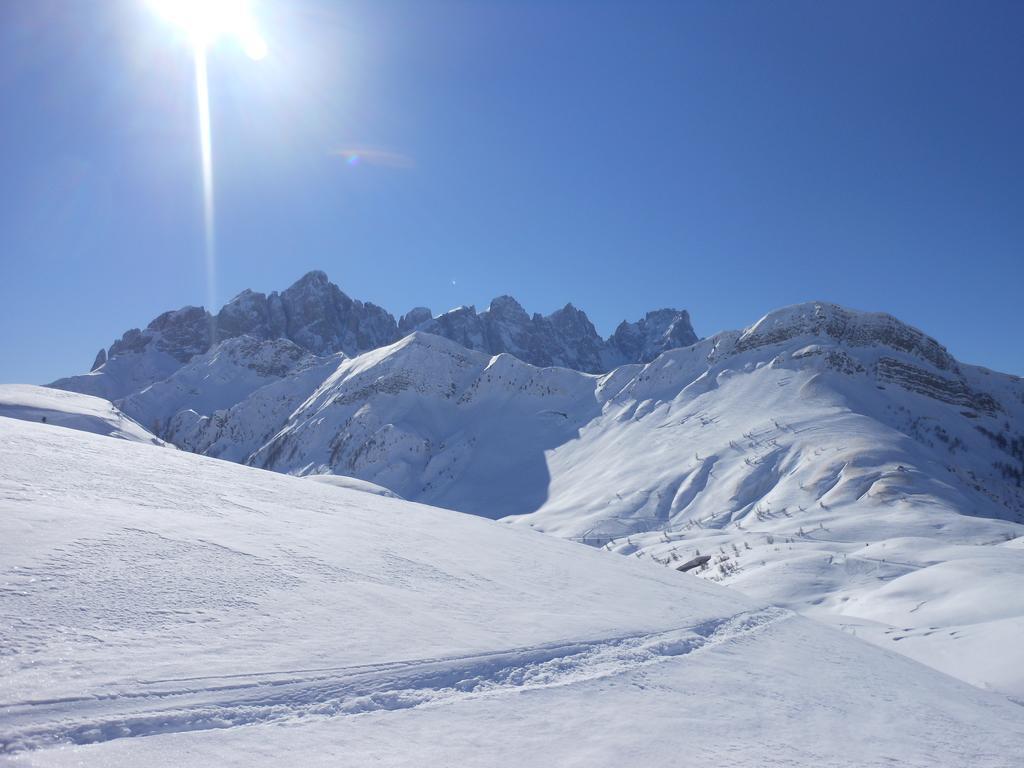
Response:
[51, 271, 698, 400]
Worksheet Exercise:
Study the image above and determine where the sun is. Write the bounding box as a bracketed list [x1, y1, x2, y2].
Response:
[148, 0, 267, 59]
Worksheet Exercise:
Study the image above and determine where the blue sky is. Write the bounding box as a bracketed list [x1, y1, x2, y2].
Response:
[1, 0, 1021, 384]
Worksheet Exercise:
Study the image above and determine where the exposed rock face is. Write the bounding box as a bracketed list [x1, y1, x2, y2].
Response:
[215, 289, 277, 341]
[409, 297, 607, 371]
[398, 307, 433, 335]
[274, 271, 399, 356]
[91, 348, 106, 372]
[484, 295, 534, 354]
[876, 357, 999, 415]
[211, 271, 400, 356]
[544, 304, 606, 371]
[402, 297, 696, 374]
[608, 309, 699, 365]
[415, 306, 487, 355]
[141, 306, 213, 362]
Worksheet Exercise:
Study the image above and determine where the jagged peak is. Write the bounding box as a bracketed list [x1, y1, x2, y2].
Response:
[548, 302, 589, 321]
[402, 306, 432, 319]
[487, 295, 527, 315]
[398, 306, 433, 334]
[278, 270, 354, 306]
[645, 307, 690, 322]
[224, 287, 265, 304]
[146, 305, 209, 331]
[290, 269, 330, 287]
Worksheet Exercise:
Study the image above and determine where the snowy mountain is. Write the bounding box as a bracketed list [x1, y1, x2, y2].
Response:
[50, 271, 697, 401]
[2, 416, 1023, 765]
[81, 299, 1024, 696]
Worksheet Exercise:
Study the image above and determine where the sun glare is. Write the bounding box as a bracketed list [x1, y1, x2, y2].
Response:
[146, 0, 268, 336]
[149, 0, 267, 59]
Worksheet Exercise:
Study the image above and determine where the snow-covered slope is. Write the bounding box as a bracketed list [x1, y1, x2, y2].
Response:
[2, 416, 1022, 765]
[117, 336, 326, 435]
[510, 303, 1024, 695]
[161, 352, 342, 464]
[0, 385, 164, 445]
[157, 301, 1024, 695]
[251, 332, 602, 517]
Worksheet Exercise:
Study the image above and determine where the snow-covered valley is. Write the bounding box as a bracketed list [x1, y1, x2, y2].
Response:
[1, 417, 1023, 765]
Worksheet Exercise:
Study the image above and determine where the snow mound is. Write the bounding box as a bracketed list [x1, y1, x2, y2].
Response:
[0, 385, 164, 445]
[302, 473, 403, 498]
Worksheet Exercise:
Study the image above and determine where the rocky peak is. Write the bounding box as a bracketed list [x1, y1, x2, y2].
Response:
[215, 289, 275, 341]
[609, 308, 698, 365]
[422, 306, 487, 351]
[293, 269, 330, 287]
[403, 298, 610, 373]
[273, 273, 399, 356]
[486, 295, 531, 323]
[106, 306, 212, 364]
[398, 307, 433, 335]
[548, 303, 597, 338]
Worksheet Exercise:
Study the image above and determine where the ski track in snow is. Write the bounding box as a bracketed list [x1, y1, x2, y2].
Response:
[0, 607, 788, 753]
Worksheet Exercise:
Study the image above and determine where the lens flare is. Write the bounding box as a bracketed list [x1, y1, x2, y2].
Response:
[332, 147, 416, 169]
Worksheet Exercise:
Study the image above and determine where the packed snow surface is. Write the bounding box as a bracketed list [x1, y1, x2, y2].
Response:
[2, 417, 1023, 765]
